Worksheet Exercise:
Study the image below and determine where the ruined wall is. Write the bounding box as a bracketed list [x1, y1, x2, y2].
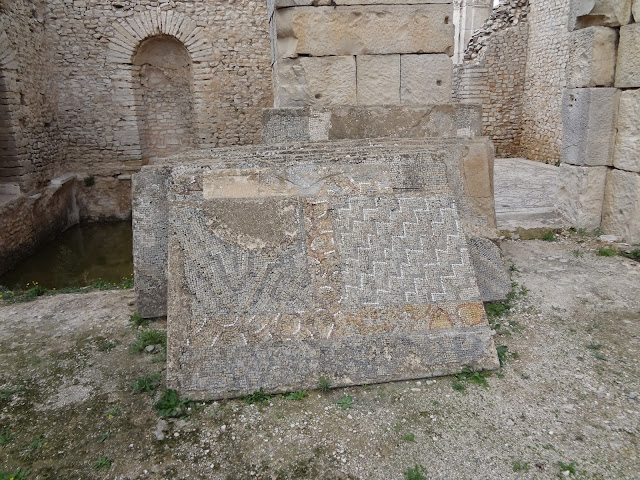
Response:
[519, 0, 570, 162]
[47, 0, 272, 178]
[0, 0, 63, 193]
[453, 0, 529, 157]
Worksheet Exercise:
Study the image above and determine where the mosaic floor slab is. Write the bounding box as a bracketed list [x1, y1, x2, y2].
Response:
[166, 166, 498, 399]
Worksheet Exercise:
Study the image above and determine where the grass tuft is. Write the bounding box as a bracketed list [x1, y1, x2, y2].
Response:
[153, 389, 191, 418]
[129, 329, 166, 353]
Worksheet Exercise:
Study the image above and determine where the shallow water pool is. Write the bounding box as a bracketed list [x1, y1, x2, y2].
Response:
[0, 221, 133, 290]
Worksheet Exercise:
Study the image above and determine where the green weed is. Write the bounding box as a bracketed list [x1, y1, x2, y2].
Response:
[0, 468, 30, 480]
[0, 386, 24, 400]
[99, 431, 113, 443]
[129, 311, 148, 328]
[28, 435, 45, 450]
[558, 461, 576, 475]
[107, 407, 121, 418]
[0, 427, 14, 445]
[456, 367, 491, 388]
[597, 247, 617, 257]
[285, 390, 307, 401]
[154, 389, 191, 418]
[84, 176, 95, 187]
[451, 379, 466, 392]
[541, 231, 556, 242]
[130, 373, 161, 396]
[0, 275, 133, 304]
[403, 464, 427, 480]
[586, 344, 602, 350]
[512, 460, 529, 472]
[485, 282, 528, 328]
[318, 376, 331, 392]
[403, 433, 415, 442]
[335, 395, 353, 410]
[496, 345, 508, 366]
[243, 387, 270, 405]
[93, 456, 112, 470]
[620, 249, 640, 261]
[571, 249, 583, 258]
[97, 339, 116, 352]
[129, 329, 167, 353]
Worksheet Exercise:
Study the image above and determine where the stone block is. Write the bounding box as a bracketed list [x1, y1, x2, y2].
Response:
[133, 138, 500, 318]
[274, 56, 356, 108]
[556, 164, 607, 230]
[634, 0, 640, 22]
[356, 55, 401, 106]
[166, 165, 498, 399]
[566, 27, 617, 88]
[274, 0, 450, 7]
[614, 89, 640, 173]
[615, 23, 640, 88]
[569, 0, 632, 30]
[601, 169, 640, 243]
[400, 54, 453, 105]
[561, 88, 619, 167]
[275, 5, 454, 58]
[261, 105, 483, 144]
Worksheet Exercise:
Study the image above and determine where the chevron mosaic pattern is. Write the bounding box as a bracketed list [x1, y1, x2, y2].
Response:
[165, 165, 499, 399]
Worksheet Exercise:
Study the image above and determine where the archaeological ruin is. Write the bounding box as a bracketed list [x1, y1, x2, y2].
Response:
[1, 0, 639, 398]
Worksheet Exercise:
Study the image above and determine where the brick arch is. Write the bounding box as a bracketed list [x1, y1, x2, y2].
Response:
[106, 10, 214, 163]
[107, 10, 213, 65]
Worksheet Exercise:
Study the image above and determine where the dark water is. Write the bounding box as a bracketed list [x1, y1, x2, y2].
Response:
[0, 221, 133, 290]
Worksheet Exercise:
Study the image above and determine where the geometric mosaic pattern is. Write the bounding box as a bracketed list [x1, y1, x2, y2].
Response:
[165, 165, 499, 399]
[332, 196, 480, 306]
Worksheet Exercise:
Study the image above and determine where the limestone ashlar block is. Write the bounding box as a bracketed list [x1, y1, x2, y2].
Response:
[566, 27, 618, 88]
[400, 54, 453, 105]
[614, 89, 640, 173]
[615, 23, 640, 88]
[274, 0, 450, 7]
[569, 0, 632, 30]
[274, 56, 356, 108]
[261, 105, 482, 143]
[634, 0, 640, 22]
[561, 88, 619, 167]
[601, 169, 640, 243]
[556, 164, 608, 230]
[275, 5, 454, 58]
[356, 55, 401, 106]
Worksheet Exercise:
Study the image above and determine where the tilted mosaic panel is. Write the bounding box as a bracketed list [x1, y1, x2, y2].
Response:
[134, 138, 509, 319]
[167, 166, 498, 399]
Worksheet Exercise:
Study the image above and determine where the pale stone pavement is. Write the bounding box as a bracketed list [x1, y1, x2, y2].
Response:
[494, 157, 568, 231]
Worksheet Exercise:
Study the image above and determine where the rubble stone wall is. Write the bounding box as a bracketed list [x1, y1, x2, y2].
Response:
[519, 0, 570, 162]
[48, 0, 273, 177]
[1, 0, 273, 188]
[453, 0, 529, 157]
[0, 0, 63, 193]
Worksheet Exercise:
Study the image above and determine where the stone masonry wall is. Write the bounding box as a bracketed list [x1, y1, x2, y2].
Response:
[46, 0, 273, 178]
[559, 0, 640, 243]
[0, 0, 63, 193]
[453, 0, 529, 157]
[519, 0, 570, 162]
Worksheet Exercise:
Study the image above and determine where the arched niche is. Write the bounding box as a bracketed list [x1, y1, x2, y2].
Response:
[132, 35, 196, 159]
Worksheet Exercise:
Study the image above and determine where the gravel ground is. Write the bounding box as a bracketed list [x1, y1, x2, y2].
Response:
[1, 232, 639, 479]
